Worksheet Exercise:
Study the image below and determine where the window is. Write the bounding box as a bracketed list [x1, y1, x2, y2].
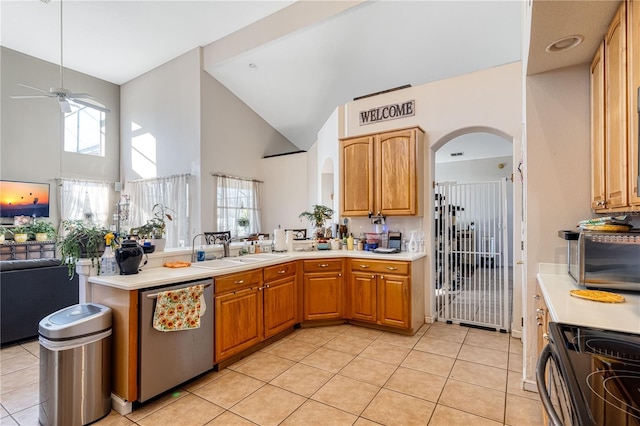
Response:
[213, 174, 262, 238]
[59, 179, 112, 229]
[64, 104, 105, 156]
[128, 174, 190, 249]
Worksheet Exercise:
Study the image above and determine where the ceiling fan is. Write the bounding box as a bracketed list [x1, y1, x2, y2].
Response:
[10, 0, 110, 114]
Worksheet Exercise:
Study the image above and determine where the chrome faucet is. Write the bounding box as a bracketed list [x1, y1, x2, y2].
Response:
[210, 234, 230, 258]
[191, 233, 211, 262]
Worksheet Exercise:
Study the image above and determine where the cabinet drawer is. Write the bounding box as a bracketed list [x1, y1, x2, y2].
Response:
[264, 261, 296, 282]
[215, 269, 263, 294]
[303, 259, 342, 273]
[350, 259, 409, 275]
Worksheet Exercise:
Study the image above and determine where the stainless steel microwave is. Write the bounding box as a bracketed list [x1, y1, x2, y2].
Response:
[567, 231, 640, 291]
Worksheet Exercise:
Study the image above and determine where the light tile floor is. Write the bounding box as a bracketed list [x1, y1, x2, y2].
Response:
[0, 322, 542, 425]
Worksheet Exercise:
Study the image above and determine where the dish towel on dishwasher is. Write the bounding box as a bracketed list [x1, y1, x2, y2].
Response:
[153, 284, 205, 332]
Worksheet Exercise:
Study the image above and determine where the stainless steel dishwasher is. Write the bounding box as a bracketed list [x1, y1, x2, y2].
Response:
[138, 279, 213, 402]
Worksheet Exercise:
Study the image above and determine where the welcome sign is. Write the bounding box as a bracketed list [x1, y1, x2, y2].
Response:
[359, 100, 415, 125]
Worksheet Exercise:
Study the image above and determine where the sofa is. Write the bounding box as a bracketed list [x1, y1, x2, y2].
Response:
[1, 258, 79, 346]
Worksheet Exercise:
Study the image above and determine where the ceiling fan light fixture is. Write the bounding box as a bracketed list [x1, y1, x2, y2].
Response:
[545, 35, 584, 53]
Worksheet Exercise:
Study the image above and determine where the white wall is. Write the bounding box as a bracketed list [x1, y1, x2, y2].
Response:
[337, 62, 523, 327]
[262, 152, 308, 235]
[200, 66, 299, 234]
[523, 64, 592, 385]
[1, 47, 120, 226]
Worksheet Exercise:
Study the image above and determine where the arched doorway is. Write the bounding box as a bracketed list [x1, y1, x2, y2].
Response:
[432, 128, 515, 331]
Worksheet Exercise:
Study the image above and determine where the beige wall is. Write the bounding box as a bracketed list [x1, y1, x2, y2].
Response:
[338, 62, 523, 328]
[0, 46, 120, 226]
[523, 64, 592, 385]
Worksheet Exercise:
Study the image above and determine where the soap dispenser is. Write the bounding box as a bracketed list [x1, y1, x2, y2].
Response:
[408, 231, 419, 253]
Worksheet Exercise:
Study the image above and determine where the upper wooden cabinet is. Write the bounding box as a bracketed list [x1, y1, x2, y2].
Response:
[340, 126, 424, 217]
[591, 0, 640, 212]
[628, 0, 640, 206]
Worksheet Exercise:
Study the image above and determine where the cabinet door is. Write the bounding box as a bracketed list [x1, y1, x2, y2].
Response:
[591, 42, 607, 210]
[377, 274, 410, 329]
[349, 271, 377, 323]
[263, 275, 297, 339]
[303, 272, 343, 321]
[340, 136, 375, 217]
[376, 129, 418, 215]
[605, 2, 629, 209]
[628, 0, 640, 206]
[215, 287, 263, 361]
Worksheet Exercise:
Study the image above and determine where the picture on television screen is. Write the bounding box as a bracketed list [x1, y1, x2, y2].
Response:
[0, 180, 50, 219]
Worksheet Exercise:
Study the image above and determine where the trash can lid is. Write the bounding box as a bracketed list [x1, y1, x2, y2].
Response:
[39, 303, 112, 340]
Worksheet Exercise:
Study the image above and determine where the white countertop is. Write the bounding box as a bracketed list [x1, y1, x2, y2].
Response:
[88, 249, 426, 291]
[536, 263, 640, 334]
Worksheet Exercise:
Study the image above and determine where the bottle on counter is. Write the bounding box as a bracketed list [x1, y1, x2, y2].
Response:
[347, 234, 354, 250]
[100, 245, 117, 275]
[249, 241, 256, 254]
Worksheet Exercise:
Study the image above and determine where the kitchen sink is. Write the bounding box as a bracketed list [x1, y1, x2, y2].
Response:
[239, 253, 289, 261]
[191, 258, 244, 269]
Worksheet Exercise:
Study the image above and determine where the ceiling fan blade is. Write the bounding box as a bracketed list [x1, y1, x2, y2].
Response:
[67, 92, 93, 99]
[58, 98, 72, 113]
[10, 95, 54, 99]
[17, 83, 50, 94]
[70, 98, 111, 114]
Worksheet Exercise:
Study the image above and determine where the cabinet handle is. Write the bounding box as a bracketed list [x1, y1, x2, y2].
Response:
[543, 333, 549, 341]
[372, 275, 375, 279]
[537, 321, 543, 326]
[533, 294, 540, 300]
[385, 266, 398, 271]
[338, 273, 342, 277]
[234, 280, 245, 285]
[277, 270, 286, 274]
[359, 264, 370, 269]
[318, 263, 329, 268]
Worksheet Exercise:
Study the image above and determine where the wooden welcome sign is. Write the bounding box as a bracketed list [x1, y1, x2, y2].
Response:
[359, 100, 415, 125]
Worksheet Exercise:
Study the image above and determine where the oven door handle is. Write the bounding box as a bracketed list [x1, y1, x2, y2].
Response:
[536, 344, 564, 426]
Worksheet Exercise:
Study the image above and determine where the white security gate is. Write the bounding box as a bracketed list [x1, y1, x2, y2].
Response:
[434, 179, 510, 332]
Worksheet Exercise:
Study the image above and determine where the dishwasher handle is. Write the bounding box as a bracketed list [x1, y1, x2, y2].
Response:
[146, 282, 212, 299]
[536, 344, 564, 426]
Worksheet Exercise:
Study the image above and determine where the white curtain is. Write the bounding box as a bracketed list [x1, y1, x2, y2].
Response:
[58, 179, 112, 232]
[213, 174, 262, 238]
[127, 174, 190, 249]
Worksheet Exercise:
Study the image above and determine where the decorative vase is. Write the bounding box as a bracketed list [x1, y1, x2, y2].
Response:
[14, 233, 28, 243]
[35, 233, 49, 242]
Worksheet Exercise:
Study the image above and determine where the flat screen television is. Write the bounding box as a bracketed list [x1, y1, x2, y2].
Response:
[0, 180, 50, 219]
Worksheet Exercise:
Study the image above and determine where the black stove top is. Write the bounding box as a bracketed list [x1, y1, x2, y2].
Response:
[549, 323, 640, 425]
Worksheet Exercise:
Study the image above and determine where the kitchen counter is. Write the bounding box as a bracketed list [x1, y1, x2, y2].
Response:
[536, 263, 640, 334]
[88, 248, 426, 291]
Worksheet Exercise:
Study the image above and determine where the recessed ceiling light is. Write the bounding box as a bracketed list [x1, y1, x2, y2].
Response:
[249, 63, 257, 70]
[545, 35, 584, 53]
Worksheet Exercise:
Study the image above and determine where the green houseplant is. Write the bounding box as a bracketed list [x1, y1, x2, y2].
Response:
[12, 225, 30, 242]
[299, 204, 334, 238]
[130, 204, 174, 250]
[0, 225, 12, 244]
[30, 220, 57, 241]
[58, 220, 110, 278]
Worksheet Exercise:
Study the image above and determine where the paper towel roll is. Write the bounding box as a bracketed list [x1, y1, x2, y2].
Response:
[273, 229, 287, 252]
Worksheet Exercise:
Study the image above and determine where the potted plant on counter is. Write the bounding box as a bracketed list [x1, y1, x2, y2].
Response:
[30, 220, 57, 242]
[299, 204, 334, 239]
[0, 225, 12, 244]
[130, 203, 174, 251]
[12, 225, 29, 243]
[58, 220, 110, 278]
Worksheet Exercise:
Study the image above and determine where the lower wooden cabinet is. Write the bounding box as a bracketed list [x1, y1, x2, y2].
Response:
[348, 259, 411, 330]
[302, 259, 344, 321]
[214, 269, 264, 362]
[263, 262, 297, 338]
[535, 283, 550, 356]
[214, 262, 298, 362]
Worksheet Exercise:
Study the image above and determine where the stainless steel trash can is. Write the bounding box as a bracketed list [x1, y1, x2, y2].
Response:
[38, 303, 112, 426]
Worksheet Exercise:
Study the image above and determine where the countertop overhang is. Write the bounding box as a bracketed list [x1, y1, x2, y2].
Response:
[537, 263, 640, 334]
[88, 249, 426, 291]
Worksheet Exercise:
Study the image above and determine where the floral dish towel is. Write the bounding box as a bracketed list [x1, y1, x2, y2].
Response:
[153, 284, 204, 332]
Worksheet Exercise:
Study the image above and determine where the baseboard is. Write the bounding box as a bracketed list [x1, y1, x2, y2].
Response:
[511, 328, 522, 339]
[523, 378, 538, 393]
[111, 393, 133, 415]
[424, 315, 436, 324]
